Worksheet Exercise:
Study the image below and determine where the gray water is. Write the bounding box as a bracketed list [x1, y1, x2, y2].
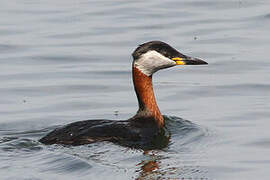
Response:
[1, 0, 270, 179]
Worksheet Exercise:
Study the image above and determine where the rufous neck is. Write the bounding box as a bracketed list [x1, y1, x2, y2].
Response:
[132, 66, 164, 127]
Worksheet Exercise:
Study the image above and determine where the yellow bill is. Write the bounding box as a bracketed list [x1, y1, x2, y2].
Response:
[171, 56, 207, 65]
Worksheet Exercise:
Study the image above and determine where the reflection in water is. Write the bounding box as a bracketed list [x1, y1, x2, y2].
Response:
[136, 152, 160, 180]
[135, 152, 208, 180]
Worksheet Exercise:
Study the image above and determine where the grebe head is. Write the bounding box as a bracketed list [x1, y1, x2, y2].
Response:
[132, 41, 207, 76]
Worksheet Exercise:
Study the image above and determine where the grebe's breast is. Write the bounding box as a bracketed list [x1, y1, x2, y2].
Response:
[39, 117, 170, 149]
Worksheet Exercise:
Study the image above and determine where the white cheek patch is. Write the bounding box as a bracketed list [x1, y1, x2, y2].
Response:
[134, 50, 176, 76]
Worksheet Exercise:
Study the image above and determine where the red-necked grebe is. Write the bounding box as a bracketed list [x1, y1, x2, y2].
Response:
[39, 41, 207, 148]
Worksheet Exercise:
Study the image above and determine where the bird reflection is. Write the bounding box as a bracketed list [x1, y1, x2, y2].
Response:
[135, 150, 208, 180]
[136, 152, 161, 180]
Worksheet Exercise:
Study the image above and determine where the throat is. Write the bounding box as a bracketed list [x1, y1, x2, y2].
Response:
[132, 66, 164, 127]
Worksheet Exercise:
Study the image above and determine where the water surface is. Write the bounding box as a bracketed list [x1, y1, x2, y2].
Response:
[1, 0, 270, 179]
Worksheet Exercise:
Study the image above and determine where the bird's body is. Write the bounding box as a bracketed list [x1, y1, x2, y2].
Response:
[39, 41, 207, 149]
[39, 117, 166, 149]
